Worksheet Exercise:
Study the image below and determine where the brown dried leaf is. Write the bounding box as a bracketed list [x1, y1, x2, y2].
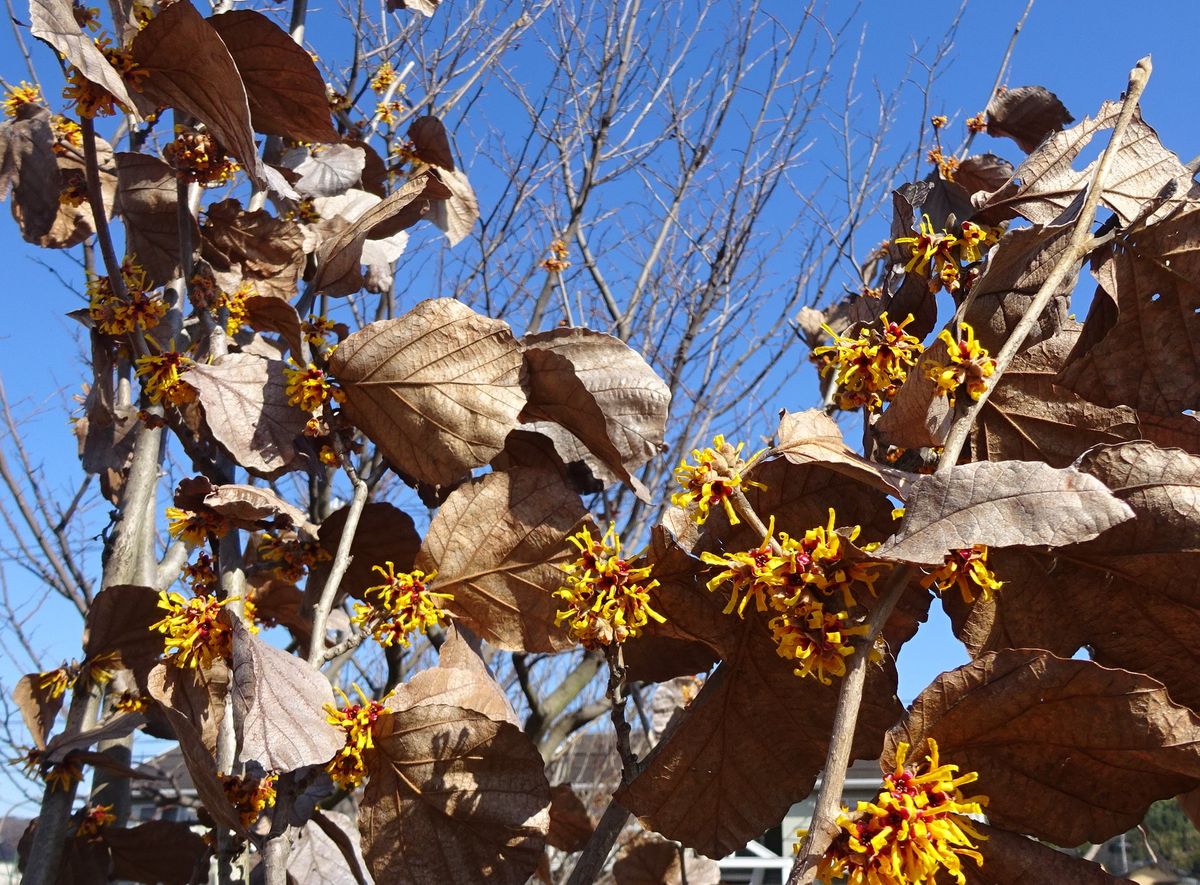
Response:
[389, 0, 440, 14]
[1138, 411, 1200, 455]
[1058, 202, 1200, 416]
[408, 116, 454, 170]
[203, 483, 315, 537]
[282, 143, 366, 198]
[385, 626, 516, 724]
[977, 104, 1189, 227]
[886, 649, 1200, 846]
[105, 820, 208, 885]
[200, 199, 305, 301]
[44, 710, 146, 763]
[145, 663, 243, 833]
[241, 295, 305, 358]
[29, 0, 137, 114]
[0, 107, 59, 242]
[14, 673, 64, 749]
[970, 323, 1139, 467]
[361, 704, 549, 884]
[873, 335, 953, 450]
[985, 85, 1074, 154]
[229, 619, 343, 771]
[310, 176, 429, 295]
[520, 327, 670, 498]
[415, 467, 585, 652]
[546, 783, 593, 852]
[962, 223, 1074, 353]
[310, 502, 420, 604]
[331, 299, 527, 486]
[131, 1, 265, 187]
[774, 409, 908, 497]
[430, 167, 478, 245]
[962, 822, 1134, 884]
[114, 152, 195, 287]
[207, 10, 339, 144]
[953, 154, 1015, 197]
[612, 834, 720, 885]
[874, 459, 1134, 565]
[185, 353, 308, 477]
[83, 583, 162, 680]
[289, 811, 371, 885]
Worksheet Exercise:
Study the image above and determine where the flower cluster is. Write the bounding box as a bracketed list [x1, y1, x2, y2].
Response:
[540, 239, 570, 272]
[350, 563, 452, 649]
[894, 217, 1002, 295]
[324, 685, 389, 789]
[702, 510, 884, 684]
[811, 313, 923, 413]
[182, 551, 218, 592]
[63, 37, 148, 118]
[15, 747, 84, 792]
[555, 525, 665, 649]
[219, 772, 278, 829]
[76, 804, 116, 841]
[817, 738, 987, 885]
[135, 350, 196, 406]
[150, 591, 233, 669]
[671, 435, 765, 525]
[920, 546, 1002, 604]
[164, 126, 240, 186]
[114, 690, 148, 713]
[926, 322, 996, 403]
[966, 112, 987, 133]
[284, 361, 344, 414]
[257, 532, 330, 583]
[2, 82, 42, 119]
[370, 61, 398, 93]
[302, 313, 339, 355]
[38, 666, 74, 700]
[166, 506, 229, 546]
[88, 258, 166, 337]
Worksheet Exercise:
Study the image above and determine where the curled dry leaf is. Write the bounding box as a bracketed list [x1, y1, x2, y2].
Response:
[241, 294, 306, 358]
[207, 10, 340, 144]
[385, 625, 516, 724]
[13, 673, 64, 749]
[546, 783, 593, 853]
[415, 466, 586, 653]
[985, 85, 1074, 153]
[773, 409, 909, 497]
[970, 323, 1139, 467]
[331, 299, 527, 487]
[105, 820, 209, 885]
[0, 106, 59, 243]
[886, 649, 1200, 846]
[309, 502, 421, 605]
[611, 834, 720, 885]
[29, 0, 137, 115]
[429, 166, 478, 246]
[360, 703, 550, 885]
[874, 459, 1134, 565]
[229, 619, 344, 772]
[131, 0, 265, 187]
[408, 116, 455, 170]
[389, 0, 440, 14]
[114, 152, 195, 287]
[953, 153, 1015, 197]
[201, 198, 306, 301]
[185, 353, 308, 477]
[1058, 199, 1200, 416]
[201, 483, 315, 538]
[43, 710, 146, 764]
[976, 102, 1190, 227]
[520, 327, 670, 499]
[282, 143, 367, 198]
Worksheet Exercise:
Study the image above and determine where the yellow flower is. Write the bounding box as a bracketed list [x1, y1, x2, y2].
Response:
[966, 111, 987, 133]
[811, 313, 923, 412]
[376, 100, 404, 126]
[284, 361, 343, 413]
[62, 37, 148, 118]
[150, 591, 233, 669]
[257, 532, 330, 583]
[699, 516, 779, 617]
[303, 313, 338, 352]
[671, 435, 765, 525]
[920, 545, 1002, 604]
[219, 772, 277, 829]
[19, 747, 85, 792]
[163, 125, 240, 186]
[165, 506, 229, 546]
[370, 61, 398, 93]
[182, 551, 219, 591]
[957, 221, 1001, 264]
[88, 258, 166, 336]
[774, 509, 882, 611]
[555, 525, 665, 648]
[927, 146, 959, 181]
[318, 445, 341, 466]
[816, 738, 987, 885]
[350, 563, 451, 648]
[930, 114, 948, 129]
[76, 804, 116, 841]
[2, 82, 43, 119]
[540, 239, 571, 273]
[135, 351, 196, 405]
[926, 322, 996, 402]
[894, 215, 957, 277]
[769, 600, 866, 685]
[80, 650, 117, 687]
[323, 685, 389, 789]
[114, 690, 148, 714]
[37, 667, 74, 700]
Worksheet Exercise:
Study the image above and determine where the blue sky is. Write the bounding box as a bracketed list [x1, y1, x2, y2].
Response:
[0, 0, 1197, 810]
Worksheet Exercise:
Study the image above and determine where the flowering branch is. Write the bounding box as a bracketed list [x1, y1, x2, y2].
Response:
[786, 56, 1153, 885]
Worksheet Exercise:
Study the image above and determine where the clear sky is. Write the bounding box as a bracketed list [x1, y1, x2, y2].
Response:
[0, 0, 1197, 812]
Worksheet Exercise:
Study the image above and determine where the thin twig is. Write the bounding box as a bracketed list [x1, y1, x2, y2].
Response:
[785, 56, 1153, 885]
[307, 464, 371, 665]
